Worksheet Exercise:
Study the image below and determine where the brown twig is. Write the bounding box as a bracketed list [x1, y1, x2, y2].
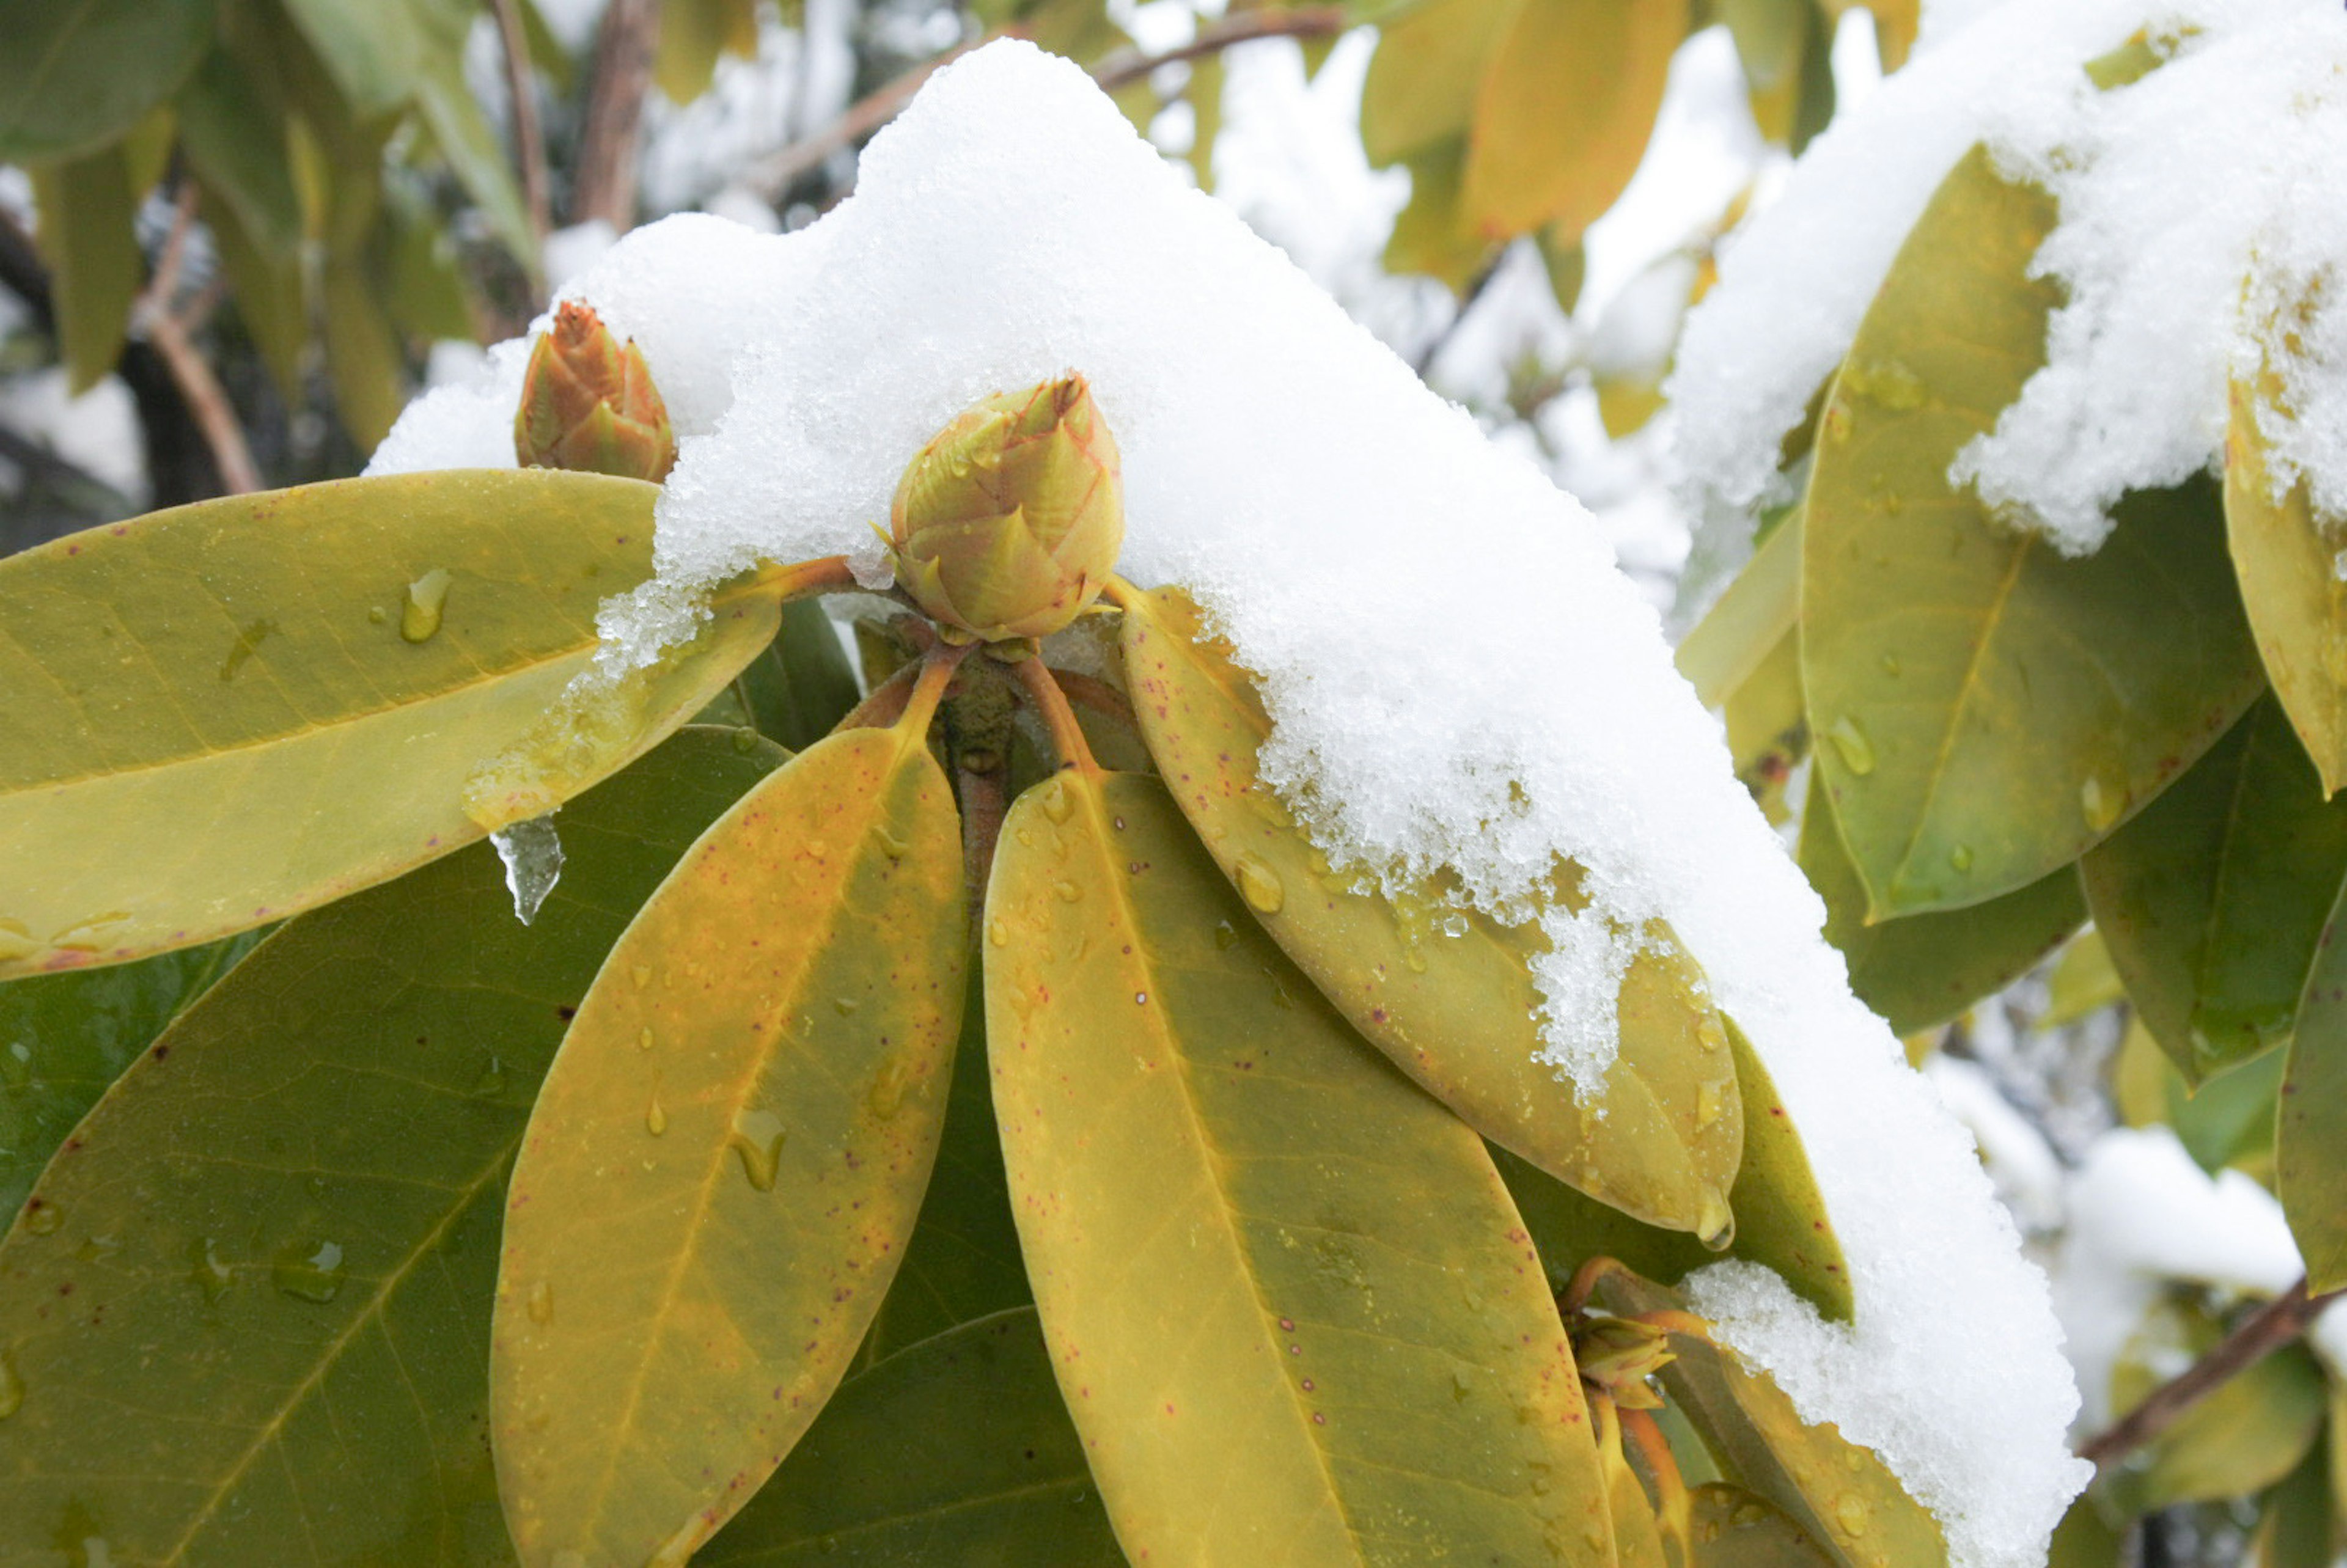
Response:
[571, 0, 661, 230]
[137, 186, 260, 495]
[743, 7, 1350, 203]
[2079, 1279, 2340, 1468]
[489, 0, 554, 275]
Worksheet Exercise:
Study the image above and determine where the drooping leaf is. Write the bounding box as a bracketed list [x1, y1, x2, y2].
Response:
[2042, 928, 2125, 1029]
[414, 57, 537, 266]
[1186, 53, 1224, 192]
[1800, 771, 2085, 1036]
[381, 181, 477, 344]
[986, 768, 1618, 1566]
[0, 930, 262, 1222]
[1383, 139, 1500, 291]
[0, 470, 782, 980]
[2136, 1019, 2286, 1176]
[2082, 697, 2347, 1082]
[1677, 499, 1801, 709]
[1357, 0, 1515, 167]
[199, 178, 307, 400]
[1724, 630, 1804, 824]
[1499, 1015, 1852, 1322]
[173, 48, 301, 260]
[1723, 0, 1810, 144]
[0, 0, 216, 162]
[1819, 0, 1917, 69]
[0, 727, 784, 1565]
[655, 0, 761, 104]
[2280, 880, 2347, 1292]
[28, 145, 144, 395]
[1601, 1272, 1948, 1568]
[700, 1309, 1123, 1566]
[493, 719, 966, 1568]
[2227, 332, 2347, 797]
[1119, 582, 1743, 1240]
[1803, 145, 2261, 917]
[2252, 1434, 2332, 1568]
[323, 251, 408, 449]
[1686, 1484, 1838, 1566]
[1462, 0, 1688, 240]
[733, 599, 865, 752]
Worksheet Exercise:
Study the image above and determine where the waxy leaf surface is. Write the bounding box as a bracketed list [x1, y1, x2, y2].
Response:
[1685, 1485, 1838, 1566]
[0, 470, 779, 979]
[1801, 772, 2084, 1036]
[700, 1308, 1122, 1566]
[0, 727, 781, 1567]
[2280, 882, 2347, 1294]
[2082, 697, 2347, 1083]
[986, 769, 1615, 1567]
[1803, 146, 2261, 916]
[1120, 583, 1742, 1238]
[493, 722, 966, 1568]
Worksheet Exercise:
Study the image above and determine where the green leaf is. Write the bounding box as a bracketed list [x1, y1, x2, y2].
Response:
[382, 181, 477, 343]
[2280, 881, 2347, 1292]
[2111, 1339, 2325, 1513]
[414, 57, 537, 266]
[2082, 697, 2347, 1082]
[199, 179, 307, 401]
[1686, 1484, 1838, 1566]
[700, 1309, 1123, 1566]
[1357, 0, 1515, 167]
[1499, 1015, 1853, 1322]
[0, 470, 782, 980]
[2129, 1019, 2287, 1176]
[1462, 0, 1688, 240]
[0, 0, 216, 162]
[733, 599, 864, 752]
[0, 931, 261, 1222]
[1383, 140, 1501, 291]
[1119, 583, 1744, 1240]
[1678, 499, 1801, 709]
[173, 48, 301, 260]
[2043, 928, 2125, 1029]
[1801, 771, 2084, 1036]
[656, 0, 760, 104]
[1724, 630, 1805, 824]
[0, 726, 784, 1565]
[493, 719, 967, 1568]
[1186, 53, 1224, 194]
[1601, 1272, 1948, 1568]
[2227, 332, 2347, 797]
[29, 145, 144, 395]
[2046, 1495, 2124, 1568]
[1804, 145, 2262, 917]
[2253, 1434, 2332, 1568]
[275, 0, 425, 117]
[986, 768, 1619, 1566]
[322, 252, 408, 448]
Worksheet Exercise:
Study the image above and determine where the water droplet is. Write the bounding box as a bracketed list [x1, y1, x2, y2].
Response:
[272, 1239, 347, 1303]
[1039, 779, 1074, 824]
[730, 1108, 787, 1192]
[1695, 1194, 1735, 1250]
[637, 1026, 655, 1051]
[632, 965, 652, 990]
[528, 1280, 555, 1325]
[216, 617, 277, 683]
[23, 1202, 60, 1237]
[1233, 854, 1284, 914]
[2081, 771, 2127, 833]
[189, 1237, 233, 1303]
[1695, 1014, 1728, 1056]
[471, 1056, 508, 1097]
[1134, 991, 1148, 1006]
[1948, 843, 1973, 872]
[0, 918, 31, 963]
[491, 811, 565, 925]
[867, 1060, 911, 1121]
[1826, 716, 1876, 775]
[1835, 1495, 1870, 1536]
[987, 918, 1008, 948]
[1402, 945, 1428, 974]
[1441, 913, 1469, 938]
[1213, 920, 1240, 950]
[1052, 879, 1083, 904]
[400, 567, 454, 642]
[367, 605, 387, 625]
[73, 1234, 119, 1264]
[48, 912, 130, 953]
[1879, 653, 1901, 676]
[1695, 1082, 1725, 1128]
[645, 1094, 667, 1137]
[0, 1347, 20, 1420]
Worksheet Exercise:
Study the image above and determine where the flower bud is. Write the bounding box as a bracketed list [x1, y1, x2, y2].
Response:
[1571, 1316, 1675, 1409]
[886, 375, 1123, 642]
[514, 301, 677, 482]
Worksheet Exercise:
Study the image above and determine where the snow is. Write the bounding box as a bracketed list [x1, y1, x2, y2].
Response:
[372, 40, 2087, 1564]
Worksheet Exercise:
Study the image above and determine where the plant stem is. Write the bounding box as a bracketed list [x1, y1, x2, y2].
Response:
[571, 0, 661, 230]
[489, 0, 554, 279]
[1560, 1255, 1633, 1317]
[1089, 7, 1349, 90]
[737, 554, 862, 603]
[1045, 667, 1135, 727]
[1010, 659, 1101, 777]
[2078, 1278, 2339, 1469]
[1618, 1404, 1693, 1550]
[138, 186, 261, 495]
[832, 659, 924, 732]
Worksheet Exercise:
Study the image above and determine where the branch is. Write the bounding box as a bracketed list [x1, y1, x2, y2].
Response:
[136, 186, 261, 495]
[2078, 1279, 2340, 1468]
[490, 0, 554, 274]
[743, 7, 1350, 203]
[571, 0, 661, 230]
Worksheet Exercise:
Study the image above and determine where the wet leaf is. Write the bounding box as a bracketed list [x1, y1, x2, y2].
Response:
[0, 0, 215, 163]
[1120, 582, 1743, 1239]
[700, 1309, 1123, 1566]
[1801, 772, 2084, 1036]
[1686, 1484, 1838, 1565]
[493, 720, 966, 1568]
[1804, 145, 2262, 918]
[0, 470, 782, 980]
[1463, 0, 1688, 240]
[2280, 882, 2347, 1292]
[0, 727, 782, 1565]
[2082, 697, 2347, 1082]
[1601, 1272, 1947, 1568]
[986, 769, 1617, 1566]
[1500, 1016, 1853, 1322]
[2227, 331, 2347, 797]
[28, 145, 144, 395]
[1358, 0, 1515, 167]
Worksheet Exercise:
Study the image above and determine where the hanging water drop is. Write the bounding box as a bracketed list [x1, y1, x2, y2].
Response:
[528, 1280, 555, 1325]
[2081, 771, 2127, 833]
[400, 568, 454, 643]
[271, 1239, 348, 1303]
[730, 1108, 787, 1192]
[1233, 853, 1284, 914]
[1040, 779, 1074, 824]
[492, 812, 565, 925]
[866, 1060, 911, 1121]
[1826, 716, 1876, 776]
[987, 918, 1008, 948]
[189, 1237, 233, 1303]
[1948, 843, 1973, 872]
[645, 1094, 668, 1137]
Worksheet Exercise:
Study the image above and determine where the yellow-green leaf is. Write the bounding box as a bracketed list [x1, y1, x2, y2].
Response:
[1820, 0, 1916, 70]
[2043, 928, 2124, 1029]
[2253, 1435, 2332, 1568]
[700, 1309, 1124, 1566]
[1724, 629, 1805, 824]
[0, 0, 216, 163]
[1383, 139, 1501, 291]
[986, 769, 1617, 1566]
[1119, 582, 1743, 1239]
[29, 145, 144, 394]
[1801, 772, 2084, 1036]
[2082, 696, 2347, 1083]
[656, 0, 760, 104]
[200, 177, 306, 401]
[1596, 1399, 1670, 1568]
[173, 48, 301, 260]
[1462, 0, 1688, 239]
[2110, 1339, 2324, 1514]
[1358, 0, 1516, 167]
[1804, 145, 2261, 917]
[1677, 494, 1802, 709]
[2047, 1495, 2124, 1568]
[0, 470, 780, 980]
[493, 719, 967, 1568]
[2280, 881, 2347, 1292]
[323, 252, 407, 449]
[0, 726, 784, 1565]
[2227, 336, 2347, 797]
[1687, 1484, 1838, 1565]
[1601, 1272, 1948, 1568]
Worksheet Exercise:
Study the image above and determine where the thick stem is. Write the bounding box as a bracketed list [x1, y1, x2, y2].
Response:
[2079, 1279, 2338, 1469]
[1560, 1255, 1634, 1318]
[831, 659, 924, 733]
[733, 554, 863, 604]
[1010, 659, 1101, 777]
[571, 0, 660, 230]
[1090, 8, 1348, 90]
[139, 186, 261, 495]
[489, 0, 554, 277]
[1046, 667, 1135, 727]
[1617, 1404, 1692, 1551]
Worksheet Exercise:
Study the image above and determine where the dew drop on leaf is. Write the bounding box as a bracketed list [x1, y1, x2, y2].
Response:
[1233, 853, 1285, 914]
[2081, 771, 2127, 832]
[1826, 716, 1876, 775]
[645, 1094, 667, 1137]
[188, 1237, 233, 1303]
[729, 1109, 787, 1192]
[271, 1240, 347, 1303]
[528, 1280, 555, 1325]
[1948, 843, 1973, 871]
[400, 568, 453, 643]
[23, 1202, 60, 1237]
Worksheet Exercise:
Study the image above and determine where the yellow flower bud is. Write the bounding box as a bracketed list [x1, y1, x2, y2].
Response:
[886, 375, 1123, 642]
[514, 302, 677, 482]
[1571, 1316, 1676, 1409]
